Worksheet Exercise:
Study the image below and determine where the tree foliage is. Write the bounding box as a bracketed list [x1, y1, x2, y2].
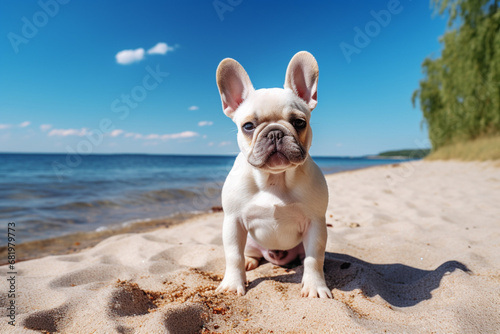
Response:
[412, 0, 500, 149]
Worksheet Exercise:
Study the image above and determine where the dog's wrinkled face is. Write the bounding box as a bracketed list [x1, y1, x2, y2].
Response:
[216, 51, 319, 173]
[232, 88, 312, 172]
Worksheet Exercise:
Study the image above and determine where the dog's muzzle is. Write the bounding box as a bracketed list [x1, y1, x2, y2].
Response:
[247, 125, 306, 168]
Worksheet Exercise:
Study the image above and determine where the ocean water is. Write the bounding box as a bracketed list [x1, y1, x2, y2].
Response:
[0, 153, 410, 246]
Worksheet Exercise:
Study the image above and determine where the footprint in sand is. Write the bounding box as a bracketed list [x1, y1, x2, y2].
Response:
[109, 281, 157, 317]
[23, 303, 70, 333]
[49, 264, 122, 288]
[163, 304, 205, 334]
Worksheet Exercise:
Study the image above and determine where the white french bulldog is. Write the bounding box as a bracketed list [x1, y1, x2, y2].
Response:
[215, 51, 332, 298]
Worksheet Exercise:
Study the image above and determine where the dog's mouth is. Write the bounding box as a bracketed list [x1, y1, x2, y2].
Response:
[266, 151, 290, 168]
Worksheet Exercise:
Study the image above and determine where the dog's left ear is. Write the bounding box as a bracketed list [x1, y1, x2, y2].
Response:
[284, 51, 319, 111]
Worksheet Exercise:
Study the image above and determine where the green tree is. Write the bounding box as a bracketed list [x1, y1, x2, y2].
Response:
[412, 0, 500, 150]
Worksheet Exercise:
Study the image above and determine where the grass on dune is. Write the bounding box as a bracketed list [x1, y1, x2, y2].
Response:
[426, 136, 500, 161]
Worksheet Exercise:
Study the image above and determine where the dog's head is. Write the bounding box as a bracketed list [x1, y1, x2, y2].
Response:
[216, 51, 319, 173]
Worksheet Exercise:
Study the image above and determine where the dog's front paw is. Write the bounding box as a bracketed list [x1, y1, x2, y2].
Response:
[216, 275, 246, 296]
[301, 277, 332, 298]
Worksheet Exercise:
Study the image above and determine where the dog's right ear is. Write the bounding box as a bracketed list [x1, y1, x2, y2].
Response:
[216, 58, 254, 119]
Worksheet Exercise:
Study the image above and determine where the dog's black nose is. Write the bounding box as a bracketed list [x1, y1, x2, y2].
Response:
[267, 130, 284, 142]
[268, 250, 288, 261]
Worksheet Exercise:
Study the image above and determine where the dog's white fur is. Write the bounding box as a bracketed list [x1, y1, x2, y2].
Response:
[215, 51, 332, 298]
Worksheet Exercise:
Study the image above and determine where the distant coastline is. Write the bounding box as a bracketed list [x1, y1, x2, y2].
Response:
[376, 148, 430, 159]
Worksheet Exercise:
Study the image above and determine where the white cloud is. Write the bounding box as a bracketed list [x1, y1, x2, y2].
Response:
[0, 124, 12, 130]
[145, 134, 160, 140]
[19, 121, 31, 128]
[116, 48, 145, 65]
[208, 142, 214, 146]
[147, 42, 175, 55]
[218, 141, 232, 147]
[40, 124, 52, 131]
[123, 130, 199, 140]
[124, 132, 143, 139]
[160, 131, 198, 140]
[116, 43, 176, 65]
[109, 129, 124, 137]
[48, 128, 88, 137]
[123, 132, 143, 139]
[198, 121, 213, 127]
[141, 131, 199, 140]
[188, 106, 199, 111]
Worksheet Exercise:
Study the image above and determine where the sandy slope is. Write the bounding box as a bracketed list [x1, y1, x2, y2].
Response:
[1, 161, 499, 333]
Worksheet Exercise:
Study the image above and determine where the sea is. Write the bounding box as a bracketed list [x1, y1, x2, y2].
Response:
[0, 153, 411, 246]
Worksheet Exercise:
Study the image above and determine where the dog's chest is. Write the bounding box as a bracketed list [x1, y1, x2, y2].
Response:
[241, 191, 309, 250]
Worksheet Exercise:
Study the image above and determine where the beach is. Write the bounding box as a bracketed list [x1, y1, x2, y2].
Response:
[1, 160, 500, 333]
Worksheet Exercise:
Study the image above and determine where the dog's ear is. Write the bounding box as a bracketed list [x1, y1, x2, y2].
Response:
[216, 58, 254, 119]
[284, 51, 319, 111]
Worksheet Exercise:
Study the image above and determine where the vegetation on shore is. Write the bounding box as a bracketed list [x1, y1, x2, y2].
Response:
[378, 149, 430, 159]
[426, 135, 500, 161]
[412, 0, 500, 160]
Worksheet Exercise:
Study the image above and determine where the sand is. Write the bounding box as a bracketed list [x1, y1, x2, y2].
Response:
[1, 160, 500, 333]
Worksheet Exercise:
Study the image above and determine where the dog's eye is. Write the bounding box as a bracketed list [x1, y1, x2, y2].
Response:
[293, 119, 306, 129]
[242, 122, 255, 131]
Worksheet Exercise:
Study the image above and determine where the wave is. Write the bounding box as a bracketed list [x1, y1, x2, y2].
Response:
[54, 199, 122, 210]
[49, 185, 222, 211]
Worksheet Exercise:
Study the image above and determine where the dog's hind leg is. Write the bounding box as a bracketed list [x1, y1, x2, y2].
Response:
[244, 236, 264, 271]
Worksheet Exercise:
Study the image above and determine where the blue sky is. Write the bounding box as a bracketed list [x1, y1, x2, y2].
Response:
[0, 0, 447, 156]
